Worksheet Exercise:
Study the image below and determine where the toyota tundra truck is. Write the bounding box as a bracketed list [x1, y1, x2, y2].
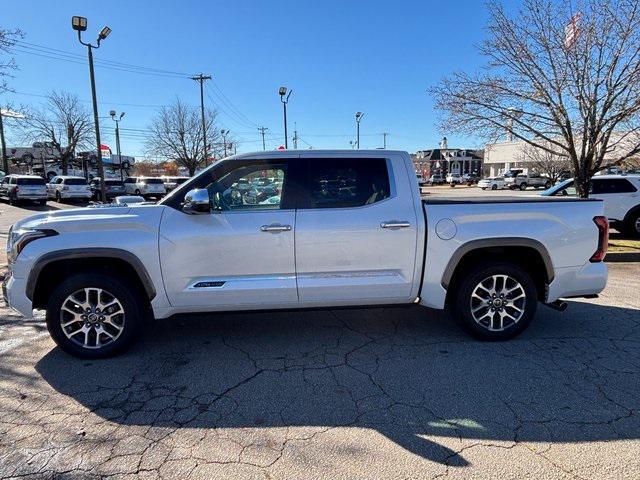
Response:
[3, 150, 609, 358]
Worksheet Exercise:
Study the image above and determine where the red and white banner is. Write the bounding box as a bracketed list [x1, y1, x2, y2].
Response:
[564, 12, 582, 49]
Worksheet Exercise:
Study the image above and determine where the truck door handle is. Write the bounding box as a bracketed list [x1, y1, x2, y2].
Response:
[380, 220, 411, 229]
[260, 223, 292, 233]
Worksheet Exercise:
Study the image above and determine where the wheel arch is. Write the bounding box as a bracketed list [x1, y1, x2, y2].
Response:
[442, 238, 554, 303]
[27, 248, 156, 308]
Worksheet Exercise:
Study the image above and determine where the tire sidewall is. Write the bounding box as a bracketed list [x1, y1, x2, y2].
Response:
[46, 273, 143, 358]
[453, 262, 538, 340]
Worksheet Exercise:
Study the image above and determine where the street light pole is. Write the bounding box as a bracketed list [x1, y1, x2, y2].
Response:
[72, 16, 111, 203]
[0, 110, 8, 174]
[279, 87, 292, 149]
[110, 111, 125, 181]
[355, 112, 364, 149]
[221, 129, 229, 157]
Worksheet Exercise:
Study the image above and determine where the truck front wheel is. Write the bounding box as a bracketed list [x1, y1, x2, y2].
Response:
[46, 273, 144, 358]
[452, 262, 537, 340]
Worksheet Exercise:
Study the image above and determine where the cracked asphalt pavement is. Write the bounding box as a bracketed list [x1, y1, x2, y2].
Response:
[0, 203, 639, 479]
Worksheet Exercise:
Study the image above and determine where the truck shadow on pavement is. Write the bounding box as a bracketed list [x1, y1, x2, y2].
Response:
[34, 300, 640, 467]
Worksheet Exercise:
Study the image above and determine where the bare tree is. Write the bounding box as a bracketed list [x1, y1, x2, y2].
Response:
[145, 98, 222, 176]
[517, 144, 571, 183]
[19, 91, 93, 175]
[430, 0, 640, 197]
[0, 28, 23, 94]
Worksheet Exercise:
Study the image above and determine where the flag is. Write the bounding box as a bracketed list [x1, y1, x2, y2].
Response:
[564, 12, 582, 49]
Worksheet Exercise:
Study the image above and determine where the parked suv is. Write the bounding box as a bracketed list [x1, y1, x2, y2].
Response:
[47, 176, 92, 202]
[0, 175, 47, 205]
[428, 174, 444, 185]
[543, 174, 640, 237]
[90, 178, 126, 200]
[446, 173, 462, 184]
[505, 173, 552, 190]
[162, 176, 190, 192]
[124, 177, 166, 199]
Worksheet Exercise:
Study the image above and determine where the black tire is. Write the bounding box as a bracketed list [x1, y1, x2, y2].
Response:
[55, 191, 62, 203]
[451, 262, 538, 341]
[519, 183, 528, 191]
[46, 273, 144, 358]
[38, 199, 46, 206]
[481, 187, 487, 190]
[135, 189, 141, 195]
[491, 184, 497, 190]
[544, 181, 552, 189]
[625, 211, 640, 239]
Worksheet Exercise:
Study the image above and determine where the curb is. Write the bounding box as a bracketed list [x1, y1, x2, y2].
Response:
[605, 252, 640, 263]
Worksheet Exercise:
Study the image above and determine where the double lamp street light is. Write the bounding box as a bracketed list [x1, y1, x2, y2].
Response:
[72, 15, 110, 203]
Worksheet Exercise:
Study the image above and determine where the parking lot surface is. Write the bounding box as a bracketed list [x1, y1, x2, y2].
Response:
[1, 197, 639, 479]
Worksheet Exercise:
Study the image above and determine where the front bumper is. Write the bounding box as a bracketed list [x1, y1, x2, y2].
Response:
[2, 272, 33, 318]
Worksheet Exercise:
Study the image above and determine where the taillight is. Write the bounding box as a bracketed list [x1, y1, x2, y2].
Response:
[590, 216, 609, 262]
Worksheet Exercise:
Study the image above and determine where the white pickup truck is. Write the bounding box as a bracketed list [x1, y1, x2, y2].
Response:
[4, 150, 609, 358]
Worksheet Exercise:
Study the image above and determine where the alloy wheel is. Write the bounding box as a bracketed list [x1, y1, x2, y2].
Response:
[59, 287, 125, 349]
[469, 274, 526, 332]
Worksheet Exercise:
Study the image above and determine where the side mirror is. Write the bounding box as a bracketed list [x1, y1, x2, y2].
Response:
[182, 188, 210, 214]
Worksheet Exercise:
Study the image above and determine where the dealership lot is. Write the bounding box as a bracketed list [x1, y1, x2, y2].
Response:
[0, 194, 639, 479]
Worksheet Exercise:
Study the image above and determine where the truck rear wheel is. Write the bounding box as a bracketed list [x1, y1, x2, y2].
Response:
[452, 262, 537, 340]
[519, 183, 528, 190]
[625, 211, 640, 239]
[46, 273, 144, 358]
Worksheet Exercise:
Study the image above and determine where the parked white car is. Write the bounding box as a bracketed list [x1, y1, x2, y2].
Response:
[478, 177, 508, 190]
[505, 173, 552, 190]
[47, 176, 92, 202]
[446, 173, 463, 184]
[4, 150, 608, 358]
[0, 175, 47, 205]
[123, 177, 166, 199]
[542, 174, 640, 237]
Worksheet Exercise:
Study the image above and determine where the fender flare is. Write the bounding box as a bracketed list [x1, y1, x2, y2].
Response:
[26, 248, 156, 301]
[441, 237, 555, 289]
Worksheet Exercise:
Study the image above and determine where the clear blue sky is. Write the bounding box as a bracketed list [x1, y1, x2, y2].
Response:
[3, 0, 502, 158]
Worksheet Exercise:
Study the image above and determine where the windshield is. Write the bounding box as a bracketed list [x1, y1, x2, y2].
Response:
[541, 179, 573, 196]
[143, 178, 164, 184]
[105, 180, 124, 186]
[17, 177, 45, 185]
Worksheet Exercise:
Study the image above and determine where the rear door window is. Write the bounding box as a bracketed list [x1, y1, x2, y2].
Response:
[592, 178, 637, 194]
[303, 158, 390, 209]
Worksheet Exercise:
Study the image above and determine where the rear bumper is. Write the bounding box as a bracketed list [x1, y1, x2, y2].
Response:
[16, 194, 46, 201]
[59, 192, 92, 199]
[546, 262, 608, 302]
[3, 272, 33, 318]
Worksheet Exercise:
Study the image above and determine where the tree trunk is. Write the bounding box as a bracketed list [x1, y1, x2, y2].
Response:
[61, 153, 69, 175]
[188, 165, 196, 176]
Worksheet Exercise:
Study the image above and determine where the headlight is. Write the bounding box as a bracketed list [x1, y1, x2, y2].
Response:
[6, 227, 57, 264]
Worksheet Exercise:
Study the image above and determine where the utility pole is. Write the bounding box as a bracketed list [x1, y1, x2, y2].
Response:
[293, 122, 298, 149]
[258, 126, 268, 150]
[110, 111, 125, 181]
[382, 132, 388, 149]
[191, 74, 212, 166]
[0, 110, 8, 174]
